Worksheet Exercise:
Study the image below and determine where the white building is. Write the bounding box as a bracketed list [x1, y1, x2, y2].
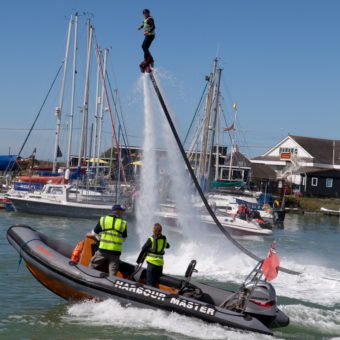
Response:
[251, 135, 340, 184]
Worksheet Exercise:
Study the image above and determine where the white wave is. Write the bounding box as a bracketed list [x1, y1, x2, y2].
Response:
[126, 234, 340, 307]
[182, 248, 340, 307]
[65, 299, 272, 340]
[165, 240, 253, 281]
[125, 235, 340, 308]
[124, 235, 255, 284]
[272, 260, 340, 306]
[282, 304, 340, 336]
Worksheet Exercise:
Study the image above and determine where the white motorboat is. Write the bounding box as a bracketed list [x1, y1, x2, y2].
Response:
[207, 192, 274, 220]
[154, 208, 272, 236]
[8, 184, 132, 219]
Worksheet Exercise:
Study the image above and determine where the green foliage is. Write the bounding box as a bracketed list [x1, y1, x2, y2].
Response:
[283, 195, 301, 208]
[303, 197, 340, 212]
[285, 195, 340, 212]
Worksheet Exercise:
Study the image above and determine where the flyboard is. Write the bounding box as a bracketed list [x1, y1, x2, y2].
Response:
[139, 54, 154, 74]
[143, 66, 300, 276]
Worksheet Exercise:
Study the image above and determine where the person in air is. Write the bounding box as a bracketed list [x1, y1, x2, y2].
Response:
[138, 8, 155, 72]
[89, 204, 127, 276]
[137, 223, 170, 287]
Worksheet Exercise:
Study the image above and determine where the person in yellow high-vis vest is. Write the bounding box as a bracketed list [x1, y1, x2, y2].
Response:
[90, 204, 127, 276]
[137, 223, 170, 287]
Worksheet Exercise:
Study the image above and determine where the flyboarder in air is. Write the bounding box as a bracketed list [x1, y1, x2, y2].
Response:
[138, 8, 155, 73]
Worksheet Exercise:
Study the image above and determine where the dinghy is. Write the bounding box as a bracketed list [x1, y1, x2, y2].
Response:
[7, 224, 289, 335]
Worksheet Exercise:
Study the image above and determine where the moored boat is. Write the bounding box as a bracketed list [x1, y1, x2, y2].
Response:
[155, 208, 273, 236]
[0, 194, 13, 211]
[7, 224, 289, 335]
[7, 183, 132, 219]
[320, 207, 340, 216]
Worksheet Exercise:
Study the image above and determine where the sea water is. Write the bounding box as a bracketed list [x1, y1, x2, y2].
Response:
[1, 211, 340, 339]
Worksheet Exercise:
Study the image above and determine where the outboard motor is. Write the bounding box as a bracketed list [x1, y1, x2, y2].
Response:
[244, 280, 277, 313]
[222, 262, 277, 316]
[222, 279, 277, 315]
[223, 260, 289, 328]
[245, 280, 289, 327]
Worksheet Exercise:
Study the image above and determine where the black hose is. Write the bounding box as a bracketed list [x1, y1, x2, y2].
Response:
[148, 72, 300, 276]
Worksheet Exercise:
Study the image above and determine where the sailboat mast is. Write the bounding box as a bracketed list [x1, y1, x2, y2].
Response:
[95, 43, 126, 183]
[215, 103, 222, 181]
[198, 58, 218, 189]
[115, 126, 122, 203]
[78, 21, 93, 167]
[66, 13, 78, 169]
[92, 55, 101, 170]
[53, 15, 73, 173]
[213, 69, 222, 181]
[207, 67, 222, 183]
[228, 103, 238, 180]
[96, 48, 108, 175]
[87, 122, 94, 172]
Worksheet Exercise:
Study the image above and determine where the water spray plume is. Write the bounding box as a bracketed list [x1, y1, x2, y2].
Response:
[136, 75, 159, 241]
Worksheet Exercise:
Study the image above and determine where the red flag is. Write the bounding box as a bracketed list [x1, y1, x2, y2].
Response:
[223, 122, 235, 132]
[261, 243, 280, 281]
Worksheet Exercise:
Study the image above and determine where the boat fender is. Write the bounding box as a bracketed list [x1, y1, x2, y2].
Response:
[70, 241, 84, 263]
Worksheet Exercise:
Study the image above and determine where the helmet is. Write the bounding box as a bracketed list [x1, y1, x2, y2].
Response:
[143, 9, 150, 14]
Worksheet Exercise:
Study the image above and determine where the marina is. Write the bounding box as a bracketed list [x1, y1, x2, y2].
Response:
[1, 2, 340, 339]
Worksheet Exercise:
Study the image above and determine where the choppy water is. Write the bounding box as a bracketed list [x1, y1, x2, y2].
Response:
[1, 211, 340, 339]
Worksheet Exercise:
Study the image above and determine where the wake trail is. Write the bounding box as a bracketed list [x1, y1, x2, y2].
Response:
[65, 299, 271, 340]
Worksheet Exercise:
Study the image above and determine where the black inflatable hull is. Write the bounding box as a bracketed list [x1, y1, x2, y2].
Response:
[7, 225, 288, 335]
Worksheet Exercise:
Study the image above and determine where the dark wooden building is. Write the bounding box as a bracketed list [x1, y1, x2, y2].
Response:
[300, 169, 340, 197]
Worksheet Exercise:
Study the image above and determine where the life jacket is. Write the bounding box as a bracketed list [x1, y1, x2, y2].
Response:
[146, 235, 167, 266]
[70, 240, 84, 263]
[143, 16, 155, 35]
[98, 216, 127, 253]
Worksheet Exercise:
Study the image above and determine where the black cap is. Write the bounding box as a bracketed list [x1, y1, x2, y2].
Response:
[112, 204, 126, 212]
[143, 9, 150, 14]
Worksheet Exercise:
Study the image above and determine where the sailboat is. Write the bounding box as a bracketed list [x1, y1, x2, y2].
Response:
[155, 59, 272, 234]
[7, 14, 134, 218]
[185, 59, 248, 191]
[184, 59, 285, 226]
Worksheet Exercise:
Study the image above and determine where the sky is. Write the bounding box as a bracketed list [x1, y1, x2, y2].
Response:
[1, 0, 340, 161]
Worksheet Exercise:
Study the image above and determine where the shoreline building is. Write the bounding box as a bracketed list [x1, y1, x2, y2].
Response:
[251, 135, 340, 197]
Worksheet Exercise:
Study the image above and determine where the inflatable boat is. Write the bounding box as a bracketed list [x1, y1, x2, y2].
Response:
[7, 224, 289, 335]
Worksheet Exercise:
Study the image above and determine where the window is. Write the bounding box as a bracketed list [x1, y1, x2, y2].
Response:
[311, 177, 318, 187]
[326, 178, 333, 188]
[279, 147, 298, 155]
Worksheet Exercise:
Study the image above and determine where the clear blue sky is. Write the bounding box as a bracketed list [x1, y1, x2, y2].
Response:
[1, 0, 340, 160]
